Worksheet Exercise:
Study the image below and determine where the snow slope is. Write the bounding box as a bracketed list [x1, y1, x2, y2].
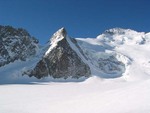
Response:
[0, 78, 150, 113]
[77, 28, 150, 81]
[0, 28, 150, 113]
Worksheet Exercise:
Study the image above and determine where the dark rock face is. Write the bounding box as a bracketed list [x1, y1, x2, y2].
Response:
[45, 37, 90, 79]
[28, 59, 49, 79]
[0, 25, 38, 67]
[29, 28, 91, 79]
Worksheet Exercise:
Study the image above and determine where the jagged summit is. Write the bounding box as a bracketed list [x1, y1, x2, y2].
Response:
[58, 27, 67, 36]
[0, 25, 38, 67]
[0, 25, 31, 37]
[50, 27, 67, 43]
[45, 27, 68, 56]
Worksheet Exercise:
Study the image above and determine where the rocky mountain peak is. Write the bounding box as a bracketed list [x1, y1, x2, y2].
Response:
[0, 25, 38, 67]
[50, 27, 67, 43]
[0, 25, 31, 37]
[27, 27, 91, 79]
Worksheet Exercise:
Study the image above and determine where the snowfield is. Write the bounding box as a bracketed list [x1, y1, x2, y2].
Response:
[0, 78, 150, 113]
[0, 28, 150, 113]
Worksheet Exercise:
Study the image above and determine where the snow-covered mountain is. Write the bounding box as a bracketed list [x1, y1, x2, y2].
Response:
[25, 27, 91, 79]
[0, 27, 150, 83]
[77, 28, 150, 80]
[0, 25, 39, 67]
[1, 26, 150, 113]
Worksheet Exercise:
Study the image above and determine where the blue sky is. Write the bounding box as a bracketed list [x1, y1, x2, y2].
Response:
[0, 0, 150, 44]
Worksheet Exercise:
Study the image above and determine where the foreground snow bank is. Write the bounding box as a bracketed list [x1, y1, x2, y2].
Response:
[0, 77, 150, 113]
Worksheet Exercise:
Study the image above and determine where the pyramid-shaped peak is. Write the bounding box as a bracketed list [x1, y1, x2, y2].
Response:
[50, 27, 68, 43]
[51, 27, 67, 43]
[59, 27, 66, 33]
[54, 27, 67, 37]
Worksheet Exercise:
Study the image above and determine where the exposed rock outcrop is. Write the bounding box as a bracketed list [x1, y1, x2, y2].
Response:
[29, 28, 91, 79]
[0, 25, 38, 67]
